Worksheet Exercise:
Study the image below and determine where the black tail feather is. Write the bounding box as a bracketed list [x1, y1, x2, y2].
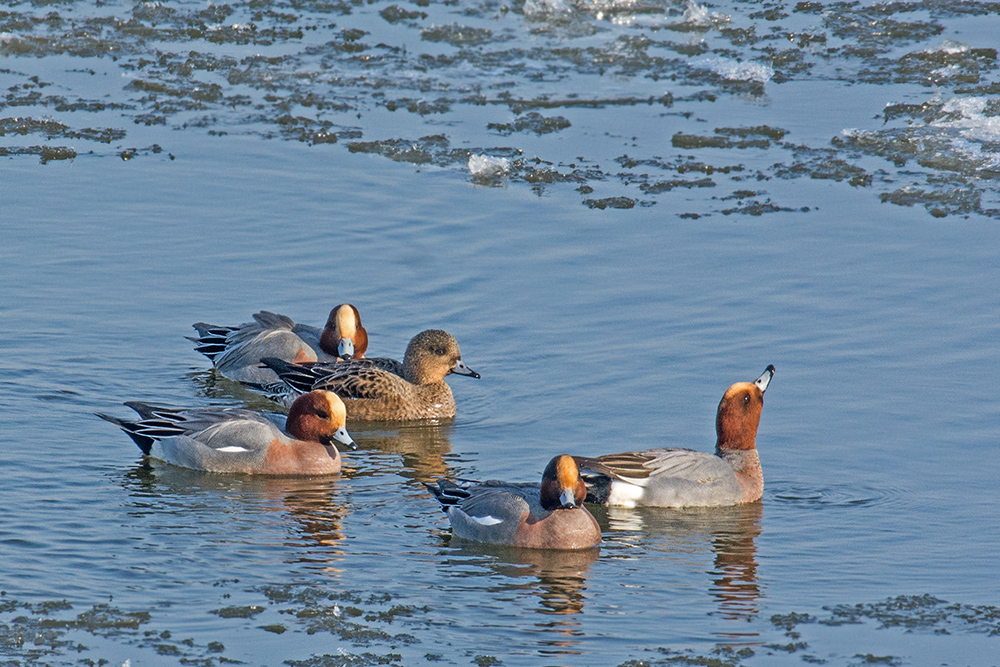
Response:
[259, 357, 322, 394]
[425, 479, 474, 511]
[188, 323, 237, 361]
[95, 413, 154, 455]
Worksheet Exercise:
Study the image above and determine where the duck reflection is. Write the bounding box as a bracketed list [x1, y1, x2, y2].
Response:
[349, 422, 457, 484]
[594, 501, 762, 629]
[433, 540, 598, 655]
[188, 368, 283, 411]
[121, 464, 348, 562]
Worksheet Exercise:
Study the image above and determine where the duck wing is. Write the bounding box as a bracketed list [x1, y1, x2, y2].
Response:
[576, 448, 730, 485]
[312, 365, 410, 401]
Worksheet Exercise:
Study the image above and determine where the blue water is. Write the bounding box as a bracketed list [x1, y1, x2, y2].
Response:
[3, 0, 1000, 665]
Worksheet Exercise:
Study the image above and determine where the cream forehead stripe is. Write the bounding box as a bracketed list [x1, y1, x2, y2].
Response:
[325, 392, 347, 422]
[555, 456, 578, 486]
[335, 305, 357, 337]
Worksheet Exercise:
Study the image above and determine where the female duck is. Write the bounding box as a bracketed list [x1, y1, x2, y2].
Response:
[426, 455, 601, 550]
[189, 304, 368, 384]
[573, 365, 774, 508]
[98, 390, 356, 475]
[260, 329, 479, 421]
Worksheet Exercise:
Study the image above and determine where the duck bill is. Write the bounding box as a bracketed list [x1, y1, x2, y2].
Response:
[754, 365, 775, 394]
[330, 426, 358, 450]
[451, 359, 481, 379]
[337, 338, 355, 361]
[559, 487, 578, 509]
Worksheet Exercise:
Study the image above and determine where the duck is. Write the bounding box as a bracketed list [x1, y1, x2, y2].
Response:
[259, 329, 480, 421]
[426, 455, 602, 550]
[97, 390, 357, 475]
[188, 304, 368, 384]
[573, 365, 775, 508]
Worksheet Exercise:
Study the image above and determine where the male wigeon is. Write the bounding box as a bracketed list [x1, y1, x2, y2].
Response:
[259, 329, 480, 421]
[189, 304, 368, 384]
[97, 390, 357, 475]
[573, 365, 775, 508]
[426, 455, 601, 550]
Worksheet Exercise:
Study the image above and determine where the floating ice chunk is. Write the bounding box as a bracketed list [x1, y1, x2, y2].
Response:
[933, 97, 1000, 143]
[927, 40, 970, 55]
[948, 138, 1000, 170]
[849, 96, 1000, 175]
[680, 0, 712, 26]
[523, 0, 572, 17]
[691, 56, 773, 84]
[0, 32, 22, 43]
[468, 154, 511, 177]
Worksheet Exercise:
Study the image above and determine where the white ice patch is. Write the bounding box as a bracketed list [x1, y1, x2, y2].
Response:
[846, 95, 1000, 178]
[0, 32, 22, 43]
[680, 0, 712, 26]
[471, 515, 504, 526]
[690, 56, 773, 84]
[216, 446, 250, 453]
[523, 0, 572, 17]
[932, 97, 1000, 144]
[927, 39, 969, 55]
[468, 154, 511, 177]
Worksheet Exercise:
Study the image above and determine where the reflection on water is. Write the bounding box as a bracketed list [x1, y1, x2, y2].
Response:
[598, 502, 762, 633]
[352, 423, 457, 484]
[437, 541, 600, 657]
[188, 369, 298, 412]
[121, 463, 348, 567]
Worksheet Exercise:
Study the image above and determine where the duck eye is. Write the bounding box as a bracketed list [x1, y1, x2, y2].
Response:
[743, 394, 751, 405]
[434, 347, 446, 356]
[316, 409, 330, 420]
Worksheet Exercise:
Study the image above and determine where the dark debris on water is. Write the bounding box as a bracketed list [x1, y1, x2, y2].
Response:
[0, 591, 997, 665]
[0, 584, 432, 667]
[1, 0, 999, 217]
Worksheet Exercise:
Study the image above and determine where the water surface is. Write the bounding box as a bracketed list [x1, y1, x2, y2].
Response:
[2, 0, 1000, 665]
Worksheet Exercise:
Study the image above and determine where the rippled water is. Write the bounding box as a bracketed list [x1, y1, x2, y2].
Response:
[3, 0, 1000, 665]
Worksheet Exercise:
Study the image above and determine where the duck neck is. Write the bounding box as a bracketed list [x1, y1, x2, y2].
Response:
[403, 361, 443, 386]
[716, 447, 763, 503]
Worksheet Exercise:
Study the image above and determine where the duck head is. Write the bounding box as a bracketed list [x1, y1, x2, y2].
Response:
[322, 303, 368, 360]
[715, 365, 774, 452]
[286, 390, 357, 450]
[403, 329, 481, 384]
[540, 454, 588, 511]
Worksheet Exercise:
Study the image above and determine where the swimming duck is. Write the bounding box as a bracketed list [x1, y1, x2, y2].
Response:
[573, 365, 775, 508]
[189, 304, 367, 384]
[426, 455, 601, 550]
[260, 329, 480, 421]
[97, 390, 356, 475]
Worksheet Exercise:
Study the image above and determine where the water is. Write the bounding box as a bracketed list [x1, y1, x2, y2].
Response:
[3, 0, 1000, 665]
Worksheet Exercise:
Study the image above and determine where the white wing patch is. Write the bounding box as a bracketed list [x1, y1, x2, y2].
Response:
[216, 446, 250, 453]
[606, 481, 645, 509]
[471, 515, 504, 526]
